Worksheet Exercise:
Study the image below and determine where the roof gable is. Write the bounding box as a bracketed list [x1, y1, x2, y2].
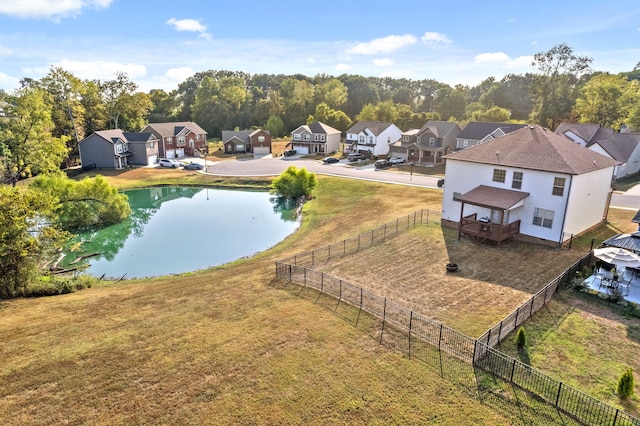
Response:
[143, 121, 207, 136]
[444, 124, 618, 175]
[346, 121, 394, 136]
[458, 122, 526, 141]
[308, 121, 341, 135]
[417, 121, 459, 138]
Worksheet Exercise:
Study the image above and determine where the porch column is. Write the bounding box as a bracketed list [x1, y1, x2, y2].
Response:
[457, 201, 465, 241]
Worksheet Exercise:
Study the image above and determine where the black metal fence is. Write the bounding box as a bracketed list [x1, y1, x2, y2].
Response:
[278, 209, 439, 267]
[477, 252, 594, 348]
[274, 214, 639, 426]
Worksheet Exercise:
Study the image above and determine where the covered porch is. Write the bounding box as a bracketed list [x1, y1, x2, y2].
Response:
[457, 185, 529, 246]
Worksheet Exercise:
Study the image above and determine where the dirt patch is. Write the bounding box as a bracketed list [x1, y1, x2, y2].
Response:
[316, 226, 587, 337]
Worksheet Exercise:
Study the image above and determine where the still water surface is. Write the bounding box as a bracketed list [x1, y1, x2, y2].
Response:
[64, 187, 298, 278]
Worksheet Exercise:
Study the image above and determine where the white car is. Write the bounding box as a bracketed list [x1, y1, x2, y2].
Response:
[158, 159, 181, 168]
[388, 157, 405, 164]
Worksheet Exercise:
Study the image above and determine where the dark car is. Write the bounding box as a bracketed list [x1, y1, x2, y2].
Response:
[437, 178, 445, 188]
[283, 149, 297, 156]
[184, 162, 204, 170]
[323, 157, 339, 164]
[374, 159, 392, 169]
[348, 153, 366, 162]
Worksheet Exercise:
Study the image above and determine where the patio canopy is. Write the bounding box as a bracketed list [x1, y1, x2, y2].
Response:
[593, 247, 640, 268]
[603, 231, 640, 254]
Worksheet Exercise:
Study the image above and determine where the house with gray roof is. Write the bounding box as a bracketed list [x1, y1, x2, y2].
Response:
[79, 129, 159, 169]
[290, 121, 341, 155]
[345, 121, 402, 156]
[455, 122, 527, 150]
[441, 125, 618, 246]
[555, 122, 640, 179]
[141, 121, 207, 159]
[222, 129, 271, 155]
[390, 121, 461, 164]
[388, 128, 420, 162]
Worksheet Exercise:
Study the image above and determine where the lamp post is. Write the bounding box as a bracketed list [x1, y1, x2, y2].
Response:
[410, 162, 413, 181]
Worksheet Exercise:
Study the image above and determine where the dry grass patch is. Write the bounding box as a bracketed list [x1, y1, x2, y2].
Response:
[316, 225, 588, 337]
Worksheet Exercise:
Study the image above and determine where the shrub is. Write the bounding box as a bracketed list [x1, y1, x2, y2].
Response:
[617, 368, 635, 399]
[25, 274, 96, 298]
[516, 326, 527, 351]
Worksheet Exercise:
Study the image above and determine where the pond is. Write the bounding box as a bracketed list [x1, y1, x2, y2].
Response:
[61, 187, 299, 279]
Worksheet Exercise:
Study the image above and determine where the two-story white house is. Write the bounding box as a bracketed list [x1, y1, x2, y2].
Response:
[345, 121, 402, 157]
[290, 121, 341, 155]
[441, 125, 618, 246]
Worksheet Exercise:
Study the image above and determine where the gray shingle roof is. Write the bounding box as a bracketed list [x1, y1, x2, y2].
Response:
[144, 121, 207, 136]
[345, 121, 394, 136]
[222, 130, 252, 144]
[444, 124, 619, 175]
[595, 133, 640, 163]
[457, 122, 527, 141]
[417, 121, 459, 138]
[307, 121, 341, 134]
[555, 122, 602, 143]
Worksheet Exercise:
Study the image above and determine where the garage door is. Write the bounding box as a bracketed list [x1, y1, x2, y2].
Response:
[147, 155, 158, 165]
[295, 146, 309, 155]
[166, 150, 175, 159]
[176, 148, 185, 158]
[253, 146, 270, 155]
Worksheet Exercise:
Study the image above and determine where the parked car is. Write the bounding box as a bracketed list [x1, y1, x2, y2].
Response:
[283, 149, 297, 156]
[388, 157, 405, 164]
[348, 153, 366, 162]
[323, 157, 339, 164]
[158, 158, 180, 168]
[374, 159, 392, 169]
[184, 162, 204, 170]
[437, 178, 445, 188]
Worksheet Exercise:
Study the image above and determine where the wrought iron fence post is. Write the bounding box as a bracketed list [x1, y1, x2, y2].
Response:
[408, 311, 413, 358]
[510, 358, 517, 382]
[289, 264, 292, 282]
[380, 298, 387, 344]
[515, 307, 520, 326]
[555, 382, 562, 407]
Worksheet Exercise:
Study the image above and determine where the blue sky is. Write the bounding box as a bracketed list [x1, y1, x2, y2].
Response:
[0, 0, 639, 93]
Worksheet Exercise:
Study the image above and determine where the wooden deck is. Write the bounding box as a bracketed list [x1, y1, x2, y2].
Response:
[458, 213, 521, 245]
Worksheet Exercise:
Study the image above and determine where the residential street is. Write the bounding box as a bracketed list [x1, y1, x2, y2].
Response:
[201, 155, 639, 210]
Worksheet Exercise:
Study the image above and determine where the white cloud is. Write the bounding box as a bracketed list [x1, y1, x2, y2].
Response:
[421, 32, 452, 47]
[346, 34, 417, 55]
[0, 0, 112, 20]
[474, 52, 533, 69]
[164, 67, 195, 83]
[373, 58, 394, 67]
[0, 45, 12, 56]
[0, 71, 20, 91]
[335, 63, 352, 71]
[51, 59, 147, 80]
[166, 17, 212, 40]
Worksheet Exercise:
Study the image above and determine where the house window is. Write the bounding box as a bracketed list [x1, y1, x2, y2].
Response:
[304, 134, 310, 141]
[533, 208, 554, 228]
[453, 192, 461, 201]
[314, 134, 319, 141]
[115, 143, 123, 154]
[177, 136, 186, 146]
[403, 135, 409, 142]
[294, 133, 301, 141]
[429, 137, 435, 146]
[512, 171, 523, 189]
[493, 169, 506, 183]
[552, 177, 566, 196]
[321, 134, 325, 141]
[196, 134, 201, 141]
[148, 141, 155, 149]
[369, 136, 374, 144]
[258, 135, 265, 143]
[237, 144, 245, 152]
[166, 137, 173, 144]
[463, 140, 468, 147]
[359, 135, 365, 143]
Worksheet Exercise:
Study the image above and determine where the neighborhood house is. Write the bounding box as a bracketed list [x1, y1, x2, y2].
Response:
[345, 121, 402, 157]
[441, 125, 618, 246]
[141, 121, 208, 159]
[390, 121, 461, 164]
[78, 129, 159, 169]
[222, 129, 272, 155]
[290, 121, 341, 155]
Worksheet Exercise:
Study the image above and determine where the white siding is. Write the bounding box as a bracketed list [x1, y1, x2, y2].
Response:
[564, 167, 614, 237]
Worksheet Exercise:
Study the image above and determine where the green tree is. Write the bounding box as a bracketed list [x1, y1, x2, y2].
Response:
[530, 43, 592, 129]
[0, 186, 67, 299]
[434, 86, 467, 120]
[101, 72, 138, 129]
[309, 103, 352, 131]
[617, 367, 635, 399]
[0, 87, 69, 186]
[80, 79, 106, 135]
[516, 326, 527, 351]
[271, 166, 318, 199]
[279, 78, 315, 131]
[119, 92, 153, 131]
[264, 115, 285, 138]
[30, 173, 131, 230]
[573, 73, 639, 131]
[471, 106, 511, 122]
[314, 78, 348, 109]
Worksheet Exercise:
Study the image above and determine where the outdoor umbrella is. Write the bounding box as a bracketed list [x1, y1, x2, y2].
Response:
[593, 247, 640, 268]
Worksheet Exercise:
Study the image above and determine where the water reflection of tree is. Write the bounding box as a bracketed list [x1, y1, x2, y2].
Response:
[65, 187, 201, 265]
[271, 197, 298, 222]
